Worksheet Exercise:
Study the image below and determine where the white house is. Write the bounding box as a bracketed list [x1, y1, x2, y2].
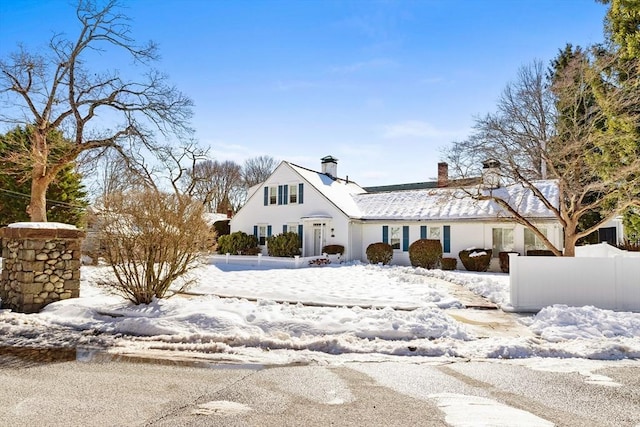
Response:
[230, 156, 564, 270]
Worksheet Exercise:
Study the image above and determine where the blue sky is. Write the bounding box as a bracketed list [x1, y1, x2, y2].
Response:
[1, 0, 608, 186]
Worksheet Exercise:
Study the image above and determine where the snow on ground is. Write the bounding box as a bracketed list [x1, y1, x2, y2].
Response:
[428, 393, 554, 427]
[1, 260, 639, 365]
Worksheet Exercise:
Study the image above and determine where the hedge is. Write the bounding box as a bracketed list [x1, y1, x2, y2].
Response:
[409, 239, 442, 269]
[459, 248, 492, 272]
[366, 242, 393, 265]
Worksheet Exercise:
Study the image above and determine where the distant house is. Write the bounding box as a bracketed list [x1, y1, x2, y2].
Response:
[230, 156, 566, 270]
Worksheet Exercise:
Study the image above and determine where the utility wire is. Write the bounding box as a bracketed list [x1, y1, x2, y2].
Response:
[0, 187, 86, 209]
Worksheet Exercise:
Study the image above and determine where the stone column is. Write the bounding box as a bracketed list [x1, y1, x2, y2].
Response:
[1, 224, 85, 313]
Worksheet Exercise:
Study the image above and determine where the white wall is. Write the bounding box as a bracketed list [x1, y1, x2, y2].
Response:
[509, 254, 640, 312]
[359, 221, 562, 270]
[231, 163, 351, 257]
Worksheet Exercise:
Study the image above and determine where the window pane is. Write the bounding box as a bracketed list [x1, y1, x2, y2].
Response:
[390, 227, 401, 250]
[259, 226, 267, 245]
[269, 187, 277, 205]
[525, 228, 547, 250]
[289, 185, 297, 203]
[492, 228, 514, 256]
[429, 227, 441, 239]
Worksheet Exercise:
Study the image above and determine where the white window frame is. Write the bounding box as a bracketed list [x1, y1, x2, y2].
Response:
[258, 225, 267, 245]
[492, 227, 514, 257]
[390, 226, 401, 250]
[524, 227, 548, 251]
[429, 226, 441, 240]
[269, 187, 277, 205]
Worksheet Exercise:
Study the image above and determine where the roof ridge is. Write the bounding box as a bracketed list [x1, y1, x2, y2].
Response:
[287, 161, 360, 186]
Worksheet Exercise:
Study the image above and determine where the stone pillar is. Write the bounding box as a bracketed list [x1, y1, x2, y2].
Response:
[1, 224, 85, 313]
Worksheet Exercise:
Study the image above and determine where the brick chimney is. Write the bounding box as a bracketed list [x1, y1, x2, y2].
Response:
[321, 155, 338, 177]
[437, 162, 449, 187]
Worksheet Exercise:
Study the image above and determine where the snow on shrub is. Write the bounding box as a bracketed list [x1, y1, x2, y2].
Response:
[459, 248, 492, 272]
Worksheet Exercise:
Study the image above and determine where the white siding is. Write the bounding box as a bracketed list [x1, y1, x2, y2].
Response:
[359, 221, 562, 270]
[231, 163, 353, 258]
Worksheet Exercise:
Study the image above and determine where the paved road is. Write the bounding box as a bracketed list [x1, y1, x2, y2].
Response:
[1, 351, 639, 427]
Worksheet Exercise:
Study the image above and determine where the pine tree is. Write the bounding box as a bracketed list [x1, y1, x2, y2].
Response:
[0, 126, 87, 226]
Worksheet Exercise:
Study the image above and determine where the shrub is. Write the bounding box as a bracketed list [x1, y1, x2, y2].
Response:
[459, 248, 492, 272]
[213, 219, 230, 237]
[526, 249, 556, 256]
[498, 251, 519, 273]
[267, 232, 301, 257]
[409, 239, 442, 269]
[441, 257, 457, 271]
[618, 239, 640, 252]
[366, 242, 393, 265]
[322, 244, 345, 255]
[99, 190, 213, 304]
[217, 231, 259, 255]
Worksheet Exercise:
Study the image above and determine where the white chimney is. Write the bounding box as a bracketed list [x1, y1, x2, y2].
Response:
[482, 159, 501, 189]
[321, 155, 338, 177]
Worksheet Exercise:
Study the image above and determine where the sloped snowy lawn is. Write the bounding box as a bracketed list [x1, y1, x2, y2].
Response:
[1, 261, 640, 362]
[186, 263, 462, 309]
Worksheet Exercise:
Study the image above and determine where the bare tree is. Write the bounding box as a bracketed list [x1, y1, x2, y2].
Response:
[187, 159, 243, 213]
[99, 188, 213, 304]
[95, 143, 215, 303]
[243, 155, 278, 187]
[0, 0, 193, 222]
[444, 54, 640, 256]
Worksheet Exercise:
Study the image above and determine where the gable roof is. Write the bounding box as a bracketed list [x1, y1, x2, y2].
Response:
[352, 180, 559, 221]
[287, 162, 366, 218]
[245, 159, 559, 222]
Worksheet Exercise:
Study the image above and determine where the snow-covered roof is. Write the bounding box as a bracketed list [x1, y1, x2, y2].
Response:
[288, 162, 367, 218]
[352, 180, 559, 221]
[203, 213, 230, 225]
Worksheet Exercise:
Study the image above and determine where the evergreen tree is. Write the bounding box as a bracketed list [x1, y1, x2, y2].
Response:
[0, 126, 87, 226]
[599, 0, 640, 61]
[599, 0, 640, 242]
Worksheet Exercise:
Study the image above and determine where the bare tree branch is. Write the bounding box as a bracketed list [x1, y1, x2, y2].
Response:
[0, 0, 193, 221]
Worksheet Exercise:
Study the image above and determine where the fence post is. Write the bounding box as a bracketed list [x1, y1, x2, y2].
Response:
[508, 253, 519, 310]
[613, 255, 621, 310]
[294, 255, 300, 268]
[258, 253, 262, 265]
[225, 253, 230, 264]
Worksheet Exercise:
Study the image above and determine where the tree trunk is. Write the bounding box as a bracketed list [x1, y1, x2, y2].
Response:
[29, 170, 49, 222]
[563, 223, 579, 257]
[29, 130, 49, 222]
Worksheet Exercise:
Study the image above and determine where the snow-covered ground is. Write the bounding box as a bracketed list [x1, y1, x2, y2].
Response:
[1, 260, 639, 365]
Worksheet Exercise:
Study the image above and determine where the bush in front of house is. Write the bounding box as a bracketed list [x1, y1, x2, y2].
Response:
[213, 220, 230, 237]
[99, 189, 213, 305]
[441, 257, 457, 270]
[267, 232, 301, 257]
[217, 231, 259, 255]
[366, 242, 393, 265]
[498, 251, 520, 273]
[459, 248, 492, 272]
[322, 244, 345, 255]
[526, 249, 556, 256]
[409, 239, 442, 269]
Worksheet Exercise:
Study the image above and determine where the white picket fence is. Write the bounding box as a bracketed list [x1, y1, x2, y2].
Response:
[509, 253, 640, 312]
[209, 253, 342, 269]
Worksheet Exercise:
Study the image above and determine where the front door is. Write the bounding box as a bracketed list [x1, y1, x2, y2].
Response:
[313, 226, 323, 256]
